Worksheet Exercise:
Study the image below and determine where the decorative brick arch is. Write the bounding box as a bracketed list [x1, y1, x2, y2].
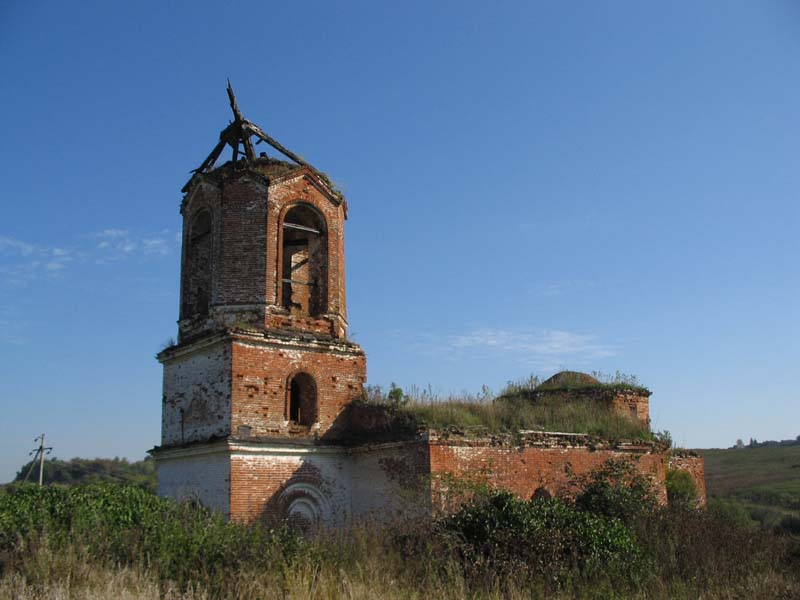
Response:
[278, 480, 331, 528]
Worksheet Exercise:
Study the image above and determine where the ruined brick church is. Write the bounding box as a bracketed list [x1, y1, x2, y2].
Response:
[151, 87, 705, 526]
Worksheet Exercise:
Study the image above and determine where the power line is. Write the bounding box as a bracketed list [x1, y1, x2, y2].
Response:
[25, 433, 52, 486]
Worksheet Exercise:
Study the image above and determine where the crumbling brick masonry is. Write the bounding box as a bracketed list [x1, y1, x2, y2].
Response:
[151, 88, 704, 526]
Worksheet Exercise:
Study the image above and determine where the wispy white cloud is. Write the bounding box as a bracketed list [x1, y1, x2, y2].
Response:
[0, 236, 75, 284]
[451, 328, 614, 359]
[92, 229, 175, 262]
[141, 237, 170, 256]
[0, 228, 179, 284]
[396, 327, 615, 371]
[0, 237, 37, 256]
[98, 228, 128, 239]
[529, 280, 598, 298]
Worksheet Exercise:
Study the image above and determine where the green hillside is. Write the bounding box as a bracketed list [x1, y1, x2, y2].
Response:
[700, 443, 800, 537]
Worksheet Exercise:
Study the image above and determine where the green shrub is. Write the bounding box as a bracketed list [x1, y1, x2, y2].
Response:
[436, 491, 642, 585]
[665, 469, 699, 507]
[0, 483, 307, 592]
[632, 504, 792, 590]
[707, 498, 756, 528]
[574, 459, 657, 524]
[2, 477, 798, 599]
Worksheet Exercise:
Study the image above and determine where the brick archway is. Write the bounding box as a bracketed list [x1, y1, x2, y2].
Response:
[287, 372, 317, 426]
[279, 203, 328, 317]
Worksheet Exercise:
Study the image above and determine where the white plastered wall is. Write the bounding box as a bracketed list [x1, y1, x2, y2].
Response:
[156, 448, 231, 516]
[162, 341, 231, 445]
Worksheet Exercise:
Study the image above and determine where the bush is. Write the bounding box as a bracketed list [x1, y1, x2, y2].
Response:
[1, 476, 798, 599]
[665, 469, 699, 507]
[707, 498, 756, 528]
[436, 491, 642, 586]
[0, 483, 307, 592]
[574, 459, 657, 524]
[632, 505, 793, 590]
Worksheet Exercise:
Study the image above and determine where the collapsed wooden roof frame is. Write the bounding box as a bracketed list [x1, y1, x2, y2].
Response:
[182, 81, 310, 192]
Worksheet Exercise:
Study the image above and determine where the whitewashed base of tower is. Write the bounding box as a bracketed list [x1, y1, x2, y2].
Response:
[154, 440, 430, 526]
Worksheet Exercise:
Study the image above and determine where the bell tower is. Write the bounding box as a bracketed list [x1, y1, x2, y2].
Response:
[177, 83, 351, 343]
[153, 86, 367, 520]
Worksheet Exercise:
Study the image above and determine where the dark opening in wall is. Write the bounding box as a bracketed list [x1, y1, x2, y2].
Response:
[281, 204, 327, 316]
[182, 209, 212, 319]
[288, 372, 317, 426]
[532, 487, 552, 501]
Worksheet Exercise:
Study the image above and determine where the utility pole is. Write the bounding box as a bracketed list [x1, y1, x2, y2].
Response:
[27, 434, 52, 486]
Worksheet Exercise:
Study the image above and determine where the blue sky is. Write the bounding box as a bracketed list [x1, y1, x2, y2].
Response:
[1, 1, 798, 482]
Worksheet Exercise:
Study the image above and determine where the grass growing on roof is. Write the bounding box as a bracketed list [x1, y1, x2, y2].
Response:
[400, 395, 653, 440]
[501, 370, 650, 396]
[361, 382, 654, 441]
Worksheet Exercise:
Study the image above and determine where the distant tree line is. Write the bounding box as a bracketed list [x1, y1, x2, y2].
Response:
[732, 435, 800, 449]
[9, 456, 156, 493]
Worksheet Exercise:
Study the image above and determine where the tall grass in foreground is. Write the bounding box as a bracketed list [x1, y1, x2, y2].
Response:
[2, 471, 799, 600]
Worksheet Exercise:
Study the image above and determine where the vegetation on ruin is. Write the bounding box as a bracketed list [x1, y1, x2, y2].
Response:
[665, 469, 700, 508]
[403, 395, 653, 440]
[359, 375, 654, 441]
[2, 461, 798, 600]
[503, 370, 651, 396]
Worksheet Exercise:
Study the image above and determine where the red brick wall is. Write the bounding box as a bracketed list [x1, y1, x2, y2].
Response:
[177, 165, 350, 342]
[178, 180, 222, 339]
[228, 436, 671, 524]
[230, 451, 330, 523]
[228, 441, 431, 525]
[266, 169, 348, 338]
[230, 334, 366, 438]
[610, 391, 650, 426]
[217, 176, 269, 308]
[428, 435, 668, 512]
[200, 434, 678, 525]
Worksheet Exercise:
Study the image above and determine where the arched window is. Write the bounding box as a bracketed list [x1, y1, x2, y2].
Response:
[182, 209, 212, 318]
[288, 372, 317, 426]
[281, 205, 327, 316]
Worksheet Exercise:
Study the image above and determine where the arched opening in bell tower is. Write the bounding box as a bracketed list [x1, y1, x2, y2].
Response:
[288, 372, 317, 426]
[182, 209, 212, 318]
[281, 204, 327, 317]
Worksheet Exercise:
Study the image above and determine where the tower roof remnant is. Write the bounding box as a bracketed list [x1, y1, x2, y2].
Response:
[182, 81, 312, 193]
[538, 371, 600, 390]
